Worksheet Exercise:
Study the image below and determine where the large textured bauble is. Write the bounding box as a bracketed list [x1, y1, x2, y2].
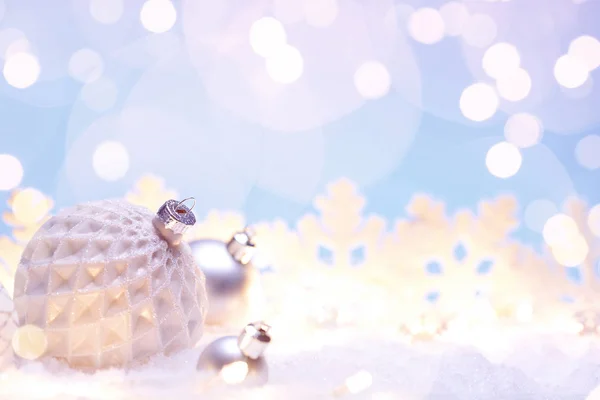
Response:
[0, 284, 18, 370]
[13, 200, 208, 370]
[189, 239, 257, 326]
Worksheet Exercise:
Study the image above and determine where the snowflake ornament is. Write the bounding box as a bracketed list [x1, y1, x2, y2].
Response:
[1, 174, 599, 342]
[546, 198, 600, 335]
[260, 179, 404, 331]
[389, 194, 528, 331]
[296, 179, 389, 270]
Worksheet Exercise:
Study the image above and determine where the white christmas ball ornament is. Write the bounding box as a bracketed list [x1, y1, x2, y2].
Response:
[0, 284, 18, 370]
[13, 198, 207, 370]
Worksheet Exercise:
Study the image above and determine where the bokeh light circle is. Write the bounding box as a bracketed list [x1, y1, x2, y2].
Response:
[495, 67, 531, 102]
[554, 54, 589, 89]
[485, 141, 522, 179]
[249, 17, 287, 58]
[439, 2, 469, 37]
[3, 52, 40, 89]
[524, 199, 558, 233]
[574, 134, 600, 170]
[461, 14, 497, 48]
[61, 115, 129, 203]
[265, 44, 304, 84]
[542, 213, 579, 247]
[353, 61, 391, 99]
[5, 38, 30, 60]
[551, 234, 589, 267]
[92, 140, 130, 181]
[568, 35, 600, 72]
[459, 83, 499, 122]
[12, 188, 48, 225]
[140, 0, 177, 33]
[89, 0, 123, 24]
[68, 48, 104, 83]
[0, 154, 24, 191]
[272, 0, 304, 24]
[482, 42, 520, 80]
[384, 3, 415, 30]
[407, 8, 445, 45]
[12, 324, 48, 361]
[588, 204, 600, 238]
[304, 0, 339, 28]
[504, 113, 543, 148]
[0, 28, 27, 60]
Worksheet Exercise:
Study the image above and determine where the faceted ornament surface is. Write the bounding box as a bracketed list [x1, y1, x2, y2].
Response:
[13, 200, 207, 370]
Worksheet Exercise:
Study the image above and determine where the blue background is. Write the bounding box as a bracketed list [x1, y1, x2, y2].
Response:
[0, 0, 598, 254]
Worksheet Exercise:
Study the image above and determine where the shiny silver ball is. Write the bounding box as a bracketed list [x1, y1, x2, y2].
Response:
[196, 322, 271, 386]
[189, 232, 258, 326]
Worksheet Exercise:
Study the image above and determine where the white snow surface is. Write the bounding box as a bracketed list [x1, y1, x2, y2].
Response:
[1, 328, 600, 400]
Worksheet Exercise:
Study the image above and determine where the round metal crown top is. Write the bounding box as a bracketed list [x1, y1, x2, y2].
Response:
[156, 197, 197, 235]
[237, 321, 271, 360]
[227, 228, 256, 265]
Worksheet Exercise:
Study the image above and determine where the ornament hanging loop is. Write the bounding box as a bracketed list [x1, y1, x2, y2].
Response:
[176, 197, 196, 214]
[154, 198, 197, 246]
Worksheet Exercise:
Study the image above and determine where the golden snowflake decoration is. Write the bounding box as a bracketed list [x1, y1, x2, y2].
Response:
[260, 179, 396, 330]
[526, 197, 600, 334]
[388, 195, 528, 331]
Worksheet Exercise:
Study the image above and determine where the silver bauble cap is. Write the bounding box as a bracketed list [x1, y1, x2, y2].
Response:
[226, 228, 256, 265]
[238, 321, 271, 360]
[154, 198, 196, 245]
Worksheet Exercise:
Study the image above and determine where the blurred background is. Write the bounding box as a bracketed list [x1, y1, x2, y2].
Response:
[0, 0, 598, 253]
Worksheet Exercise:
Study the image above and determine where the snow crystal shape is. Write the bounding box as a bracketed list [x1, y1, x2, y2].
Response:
[13, 199, 207, 370]
[391, 195, 524, 325]
[522, 197, 600, 332]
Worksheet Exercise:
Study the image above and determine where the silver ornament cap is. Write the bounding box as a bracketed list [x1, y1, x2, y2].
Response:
[238, 321, 271, 359]
[153, 197, 196, 246]
[226, 228, 256, 265]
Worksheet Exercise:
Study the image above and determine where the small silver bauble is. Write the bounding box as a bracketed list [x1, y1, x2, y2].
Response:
[189, 229, 258, 326]
[197, 321, 271, 386]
